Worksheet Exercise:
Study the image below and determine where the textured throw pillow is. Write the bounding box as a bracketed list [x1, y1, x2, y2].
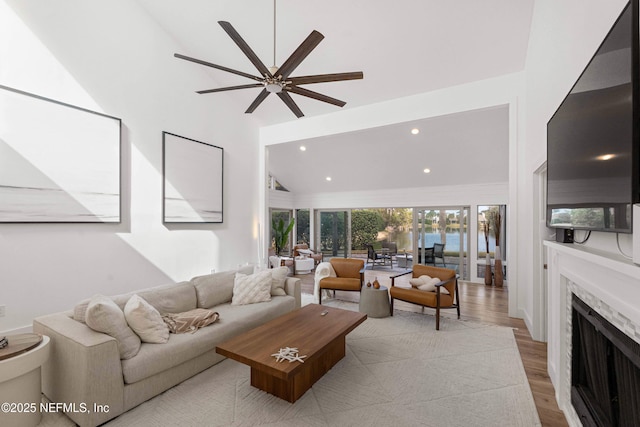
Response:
[162, 308, 219, 334]
[409, 275, 432, 287]
[232, 270, 273, 305]
[270, 266, 289, 296]
[409, 275, 450, 294]
[73, 299, 91, 323]
[85, 295, 141, 360]
[124, 294, 170, 344]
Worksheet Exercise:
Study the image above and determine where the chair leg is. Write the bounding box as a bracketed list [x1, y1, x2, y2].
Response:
[436, 306, 440, 330]
[390, 297, 394, 316]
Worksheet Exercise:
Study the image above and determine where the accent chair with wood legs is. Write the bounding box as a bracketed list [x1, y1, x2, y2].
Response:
[317, 258, 365, 304]
[389, 264, 460, 330]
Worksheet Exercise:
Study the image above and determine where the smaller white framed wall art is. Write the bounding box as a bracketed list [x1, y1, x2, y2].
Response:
[162, 132, 223, 223]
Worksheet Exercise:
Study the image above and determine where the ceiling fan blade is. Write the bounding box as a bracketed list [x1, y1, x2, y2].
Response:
[245, 89, 270, 114]
[174, 53, 262, 82]
[197, 84, 263, 94]
[218, 21, 272, 78]
[275, 30, 324, 79]
[286, 86, 346, 107]
[289, 71, 364, 85]
[277, 91, 304, 118]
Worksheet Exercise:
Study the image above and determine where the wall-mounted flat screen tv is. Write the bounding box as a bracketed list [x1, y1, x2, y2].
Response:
[546, 1, 639, 233]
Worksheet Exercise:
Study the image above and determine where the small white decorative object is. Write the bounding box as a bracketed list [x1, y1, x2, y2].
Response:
[271, 347, 307, 363]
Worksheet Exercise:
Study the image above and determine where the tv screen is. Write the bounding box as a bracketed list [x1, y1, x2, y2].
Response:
[546, 1, 639, 233]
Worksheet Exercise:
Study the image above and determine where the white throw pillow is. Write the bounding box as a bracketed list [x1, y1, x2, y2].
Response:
[417, 277, 450, 294]
[232, 270, 273, 305]
[409, 275, 432, 288]
[270, 266, 289, 296]
[124, 294, 170, 344]
[85, 295, 141, 359]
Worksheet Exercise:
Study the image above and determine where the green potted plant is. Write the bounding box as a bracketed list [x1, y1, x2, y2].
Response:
[272, 217, 295, 256]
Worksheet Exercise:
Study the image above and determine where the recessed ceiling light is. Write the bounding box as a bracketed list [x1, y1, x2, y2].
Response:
[299, 145, 306, 151]
[423, 168, 431, 174]
[597, 154, 614, 161]
[411, 128, 420, 135]
[326, 176, 332, 181]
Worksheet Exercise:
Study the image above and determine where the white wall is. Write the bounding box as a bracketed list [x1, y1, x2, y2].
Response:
[521, 0, 631, 340]
[0, 0, 261, 333]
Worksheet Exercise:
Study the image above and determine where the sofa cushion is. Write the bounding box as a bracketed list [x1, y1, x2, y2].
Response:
[319, 277, 362, 291]
[191, 271, 236, 308]
[232, 270, 272, 305]
[136, 282, 196, 314]
[85, 295, 141, 360]
[121, 295, 295, 384]
[73, 281, 196, 322]
[270, 266, 289, 296]
[124, 295, 170, 344]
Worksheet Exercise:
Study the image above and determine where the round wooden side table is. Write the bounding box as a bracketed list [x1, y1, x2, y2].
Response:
[0, 333, 50, 427]
[359, 285, 391, 318]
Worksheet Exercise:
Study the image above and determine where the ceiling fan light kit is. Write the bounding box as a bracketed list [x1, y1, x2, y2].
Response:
[174, 9, 363, 118]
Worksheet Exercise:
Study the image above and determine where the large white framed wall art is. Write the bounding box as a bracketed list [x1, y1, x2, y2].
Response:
[0, 85, 121, 223]
[163, 132, 223, 223]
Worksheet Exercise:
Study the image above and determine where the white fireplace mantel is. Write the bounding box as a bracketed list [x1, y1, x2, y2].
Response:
[544, 241, 640, 427]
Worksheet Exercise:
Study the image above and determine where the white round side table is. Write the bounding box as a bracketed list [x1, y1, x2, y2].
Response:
[294, 257, 315, 274]
[0, 334, 50, 427]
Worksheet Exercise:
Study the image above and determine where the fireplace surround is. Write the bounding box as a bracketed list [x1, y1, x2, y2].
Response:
[545, 241, 640, 427]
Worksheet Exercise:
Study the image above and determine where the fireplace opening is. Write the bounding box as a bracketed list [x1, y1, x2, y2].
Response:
[571, 295, 640, 426]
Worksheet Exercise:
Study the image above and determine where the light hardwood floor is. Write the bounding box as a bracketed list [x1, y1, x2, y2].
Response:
[294, 268, 569, 427]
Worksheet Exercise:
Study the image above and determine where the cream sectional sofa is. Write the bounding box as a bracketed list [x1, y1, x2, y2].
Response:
[33, 267, 301, 427]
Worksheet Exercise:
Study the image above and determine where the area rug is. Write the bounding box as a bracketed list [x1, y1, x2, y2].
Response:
[40, 296, 541, 427]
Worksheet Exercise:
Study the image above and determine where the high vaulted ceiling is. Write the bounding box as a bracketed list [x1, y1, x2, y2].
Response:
[138, 0, 533, 194]
[137, 0, 534, 126]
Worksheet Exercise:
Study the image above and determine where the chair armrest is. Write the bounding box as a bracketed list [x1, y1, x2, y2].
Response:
[434, 276, 457, 297]
[390, 270, 413, 280]
[390, 270, 413, 287]
[434, 276, 455, 287]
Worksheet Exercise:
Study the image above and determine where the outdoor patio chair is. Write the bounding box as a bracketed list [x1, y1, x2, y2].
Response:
[382, 241, 398, 263]
[366, 244, 391, 269]
[424, 243, 446, 266]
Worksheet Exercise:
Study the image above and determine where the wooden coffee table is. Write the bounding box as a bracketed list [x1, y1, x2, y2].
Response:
[216, 304, 366, 403]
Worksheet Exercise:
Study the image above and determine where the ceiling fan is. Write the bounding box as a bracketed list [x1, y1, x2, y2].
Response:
[174, 3, 363, 118]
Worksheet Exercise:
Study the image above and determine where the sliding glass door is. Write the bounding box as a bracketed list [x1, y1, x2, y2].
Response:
[414, 207, 469, 280]
[316, 210, 350, 259]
